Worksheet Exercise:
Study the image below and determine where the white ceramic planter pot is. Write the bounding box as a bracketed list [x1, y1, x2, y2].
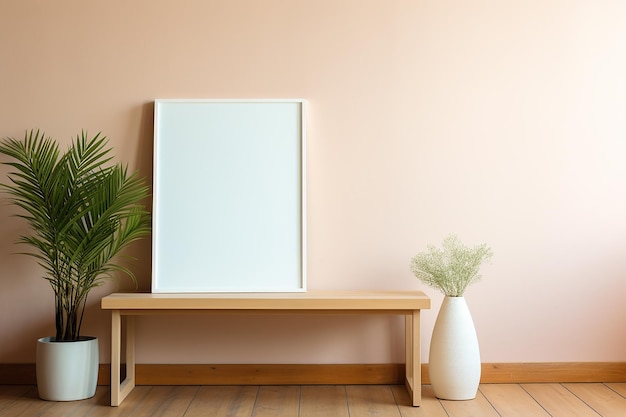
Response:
[428, 296, 481, 400]
[36, 336, 99, 401]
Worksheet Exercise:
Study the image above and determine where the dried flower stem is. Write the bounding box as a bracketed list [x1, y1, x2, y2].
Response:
[410, 234, 493, 297]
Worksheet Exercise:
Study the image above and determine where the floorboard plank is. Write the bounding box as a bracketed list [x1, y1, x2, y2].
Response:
[252, 385, 301, 417]
[300, 385, 349, 417]
[87, 386, 153, 417]
[605, 382, 626, 398]
[522, 383, 600, 417]
[346, 385, 401, 417]
[0, 385, 35, 412]
[1, 383, 622, 416]
[0, 386, 55, 417]
[439, 387, 500, 417]
[184, 385, 258, 417]
[38, 387, 109, 417]
[125, 386, 198, 417]
[391, 385, 448, 417]
[564, 383, 626, 417]
[480, 384, 551, 417]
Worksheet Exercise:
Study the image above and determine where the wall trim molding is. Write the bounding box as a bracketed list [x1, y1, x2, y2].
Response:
[1, 362, 625, 385]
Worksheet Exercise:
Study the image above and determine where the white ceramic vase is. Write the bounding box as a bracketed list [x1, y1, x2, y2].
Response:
[428, 296, 481, 400]
[36, 336, 99, 401]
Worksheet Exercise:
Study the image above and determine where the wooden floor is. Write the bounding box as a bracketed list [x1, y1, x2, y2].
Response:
[1, 383, 626, 417]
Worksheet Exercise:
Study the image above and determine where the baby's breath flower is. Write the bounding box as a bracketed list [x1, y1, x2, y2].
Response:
[410, 234, 493, 297]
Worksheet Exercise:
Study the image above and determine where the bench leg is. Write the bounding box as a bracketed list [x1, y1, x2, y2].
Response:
[111, 312, 136, 406]
[405, 310, 421, 406]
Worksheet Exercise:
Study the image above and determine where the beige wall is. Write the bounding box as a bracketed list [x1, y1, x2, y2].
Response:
[1, 0, 625, 365]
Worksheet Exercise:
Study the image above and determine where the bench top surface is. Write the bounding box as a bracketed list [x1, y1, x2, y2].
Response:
[101, 290, 430, 310]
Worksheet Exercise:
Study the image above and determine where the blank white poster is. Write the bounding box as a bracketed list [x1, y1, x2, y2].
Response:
[152, 99, 306, 292]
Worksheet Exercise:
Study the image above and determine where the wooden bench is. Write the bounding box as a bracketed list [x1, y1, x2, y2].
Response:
[101, 290, 430, 406]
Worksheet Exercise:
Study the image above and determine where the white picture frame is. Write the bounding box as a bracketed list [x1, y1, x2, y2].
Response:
[152, 99, 306, 292]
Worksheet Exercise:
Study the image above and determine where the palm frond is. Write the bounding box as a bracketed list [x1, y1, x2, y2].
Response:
[0, 129, 151, 341]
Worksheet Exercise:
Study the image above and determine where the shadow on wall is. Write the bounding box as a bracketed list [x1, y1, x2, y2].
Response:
[137, 101, 155, 186]
[124, 101, 155, 293]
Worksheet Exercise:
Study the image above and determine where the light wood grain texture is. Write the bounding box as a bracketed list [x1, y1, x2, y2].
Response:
[87, 386, 152, 417]
[38, 388, 108, 417]
[0, 386, 53, 417]
[481, 362, 626, 383]
[391, 385, 448, 417]
[135, 364, 404, 385]
[479, 384, 551, 416]
[404, 310, 421, 405]
[440, 389, 501, 417]
[605, 382, 626, 397]
[120, 386, 196, 417]
[563, 383, 626, 417]
[3, 362, 626, 385]
[521, 383, 601, 417]
[252, 386, 300, 417]
[101, 291, 431, 311]
[102, 290, 429, 406]
[183, 386, 258, 417]
[0, 385, 33, 410]
[300, 385, 350, 417]
[1, 383, 622, 416]
[346, 385, 401, 417]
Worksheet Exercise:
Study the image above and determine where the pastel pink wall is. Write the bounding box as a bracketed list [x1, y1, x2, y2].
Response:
[1, 0, 625, 365]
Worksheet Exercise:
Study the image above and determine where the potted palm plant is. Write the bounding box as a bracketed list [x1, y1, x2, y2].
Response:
[410, 234, 492, 400]
[0, 130, 151, 401]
